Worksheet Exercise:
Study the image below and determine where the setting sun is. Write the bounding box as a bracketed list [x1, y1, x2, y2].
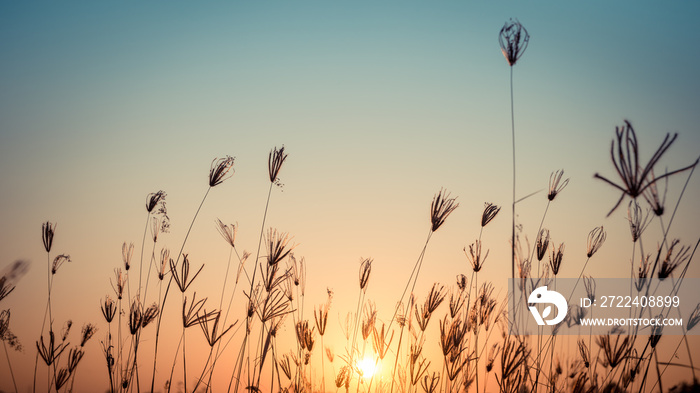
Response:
[357, 357, 378, 379]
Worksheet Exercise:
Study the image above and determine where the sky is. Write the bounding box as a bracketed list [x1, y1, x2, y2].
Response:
[1, 2, 699, 392]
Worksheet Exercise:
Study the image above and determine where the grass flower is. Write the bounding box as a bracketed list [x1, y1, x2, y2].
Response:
[536, 228, 550, 262]
[142, 303, 159, 328]
[596, 334, 629, 369]
[481, 202, 501, 227]
[101, 296, 116, 323]
[643, 169, 668, 216]
[122, 242, 133, 271]
[51, 254, 71, 274]
[627, 200, 651, 242]
[687, 303, 700, 331]
[145, 190, 166, 214]
[157, 248, 169, 280]
[549, 243, 564, 275]
[36, 331, 68, 366]
[199, 310, 234, 347]
[208, 156, 235, 187]
[80, 323, 96, 347]
[548, 170, 569, 201]
[359, 257, 372, 292]
[578, 339, 590, 368]
[583, 275, 596, 301]
[464, 240, 489, 272]
[499, 19, 529, 66]
[266, 229, 294, 266]
[594, 120, 697, 216]
[216, 219, 237, 248]
[268, 145, 288, 184]
[586, 226, 606, 257]
[170, 254, 204, 293]
[658, 239, 691, 280]
[430, 188, 459, 232]
[42, 221, 56, 253]
[421, 372, 440, 393]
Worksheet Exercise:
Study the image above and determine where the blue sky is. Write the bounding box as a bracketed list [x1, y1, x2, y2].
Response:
[1, 2, 699, 391]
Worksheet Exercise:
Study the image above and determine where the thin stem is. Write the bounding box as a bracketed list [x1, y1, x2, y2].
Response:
[3, 340, 18, 393]
[151, 186, 212, 393]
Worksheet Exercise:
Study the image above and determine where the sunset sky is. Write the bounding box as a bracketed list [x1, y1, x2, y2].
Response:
[1, 2, 699, 392]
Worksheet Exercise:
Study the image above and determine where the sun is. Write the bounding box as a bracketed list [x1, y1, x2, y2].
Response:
[357, 356, 377, 379]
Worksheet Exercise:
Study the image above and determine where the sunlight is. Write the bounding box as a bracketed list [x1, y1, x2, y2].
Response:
[357, 356, 377, 379]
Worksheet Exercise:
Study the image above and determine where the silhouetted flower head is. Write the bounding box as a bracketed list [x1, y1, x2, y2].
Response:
[42, 221, 56, 253]
[499, 19, 530, 66]
[464, 240, 489, 272]
[548, 170, 569, 201]
[122, 242, 134, 271]
[268, 146, 288, 184]
[430, 188, 459, 232]
[51, 254, 71, 275]
[549, 243, 564, 276]
[536, 229, 550, 262]
[642, 169, 667, 216]
[586, 226, 606, 258]
[627, 201, 651, 243]
[145, 190, 166, 214]
[209, 156, 235, 187]
[359, 257, 372, 292]
[481, 202, 501, 227]
[594, 120, 697, 216]
[658, 239, 690, 280]
[216, 219, 237, 248]
[266, 229, 294, 266]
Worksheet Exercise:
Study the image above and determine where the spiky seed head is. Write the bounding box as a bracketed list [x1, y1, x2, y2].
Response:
[549, 243, 564, 276]
[42, 221, 56, 253]
[145, 190, 166, 213]
[548, 170, 569, 201]
[216, 219, 237, 248]
[359, 257, 372, 292]
[499, 18, 529, 66]
[122, 242, 134, 271]
[430, 188, 459, 232]
[268, 145, 288, 184]
[51, 254, 71, 275]
[208, 156, 235, 187]
[586, 226, 606, 258]
[481, 202, 501, 227]
[536, 229, 550, 262]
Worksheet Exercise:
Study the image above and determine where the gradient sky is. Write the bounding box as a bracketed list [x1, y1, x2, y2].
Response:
[1, 2, 699, 392]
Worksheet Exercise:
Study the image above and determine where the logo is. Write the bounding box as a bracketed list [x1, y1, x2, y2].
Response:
[528, 286, 567, 325]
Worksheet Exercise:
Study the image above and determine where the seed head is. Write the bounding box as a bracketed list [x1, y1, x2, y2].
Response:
[145, 190, 167, 214]
[42, 221, 56, 253]
[101, 296, 116, 323]
[51, 254, 71, 275]
[594, 120, 697, 216]
[268, 146, 288, 184]
[430, 188, 459, 232]
[481, 202, 501, 227]
[627, 201, 651, 243]
[359, 257, 372, 292]
[499, 19, 530, 66]
[266, 229, 294, 266]
[122, 242, 134, 271]
[216, 219, 237, 248]
[464, 240, 489, 272]
[535, 229, 550, 262]
[549, 243, 564, 276]
[208, 156, 235, 187]
[548, 170, 569, 201]
[658, 239, 690, 280]
[586, 226, 606, 258]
